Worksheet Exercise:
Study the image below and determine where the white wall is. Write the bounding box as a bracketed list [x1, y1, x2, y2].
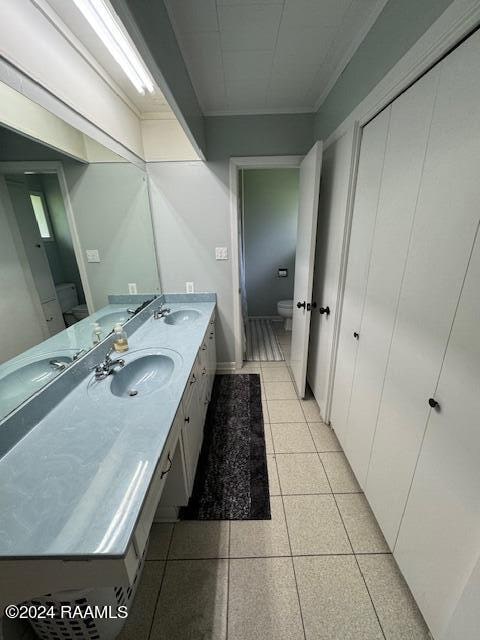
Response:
[64, 163, 161, 309]
[142, 118, 200, 162]
[148, 161, 234, 364]
[0, 176, 46, 364]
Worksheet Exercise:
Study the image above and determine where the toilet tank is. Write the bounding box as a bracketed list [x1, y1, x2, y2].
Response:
[55, 283, 78, 312]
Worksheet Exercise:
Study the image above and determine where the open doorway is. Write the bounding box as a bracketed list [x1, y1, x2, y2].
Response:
[239, 167, 299, 363]
[0, 162, 91, 350]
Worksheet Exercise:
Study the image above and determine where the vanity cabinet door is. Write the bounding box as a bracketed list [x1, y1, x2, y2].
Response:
[206, 321, 216, 398]
[181, 361, 204, 490]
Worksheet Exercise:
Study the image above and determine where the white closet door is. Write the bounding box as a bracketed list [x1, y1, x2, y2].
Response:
[329, 108, 390, 446]
[366, 30, 480, 548]
[344, 68, 440, 488]
[307, 131, 355, 417]
[394, 224, 480, 639]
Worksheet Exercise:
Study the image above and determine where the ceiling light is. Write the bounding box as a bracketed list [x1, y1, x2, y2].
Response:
[73, 0, 154, 95]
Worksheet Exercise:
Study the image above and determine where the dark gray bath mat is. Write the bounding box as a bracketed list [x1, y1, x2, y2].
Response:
[180, 374, 271, 520]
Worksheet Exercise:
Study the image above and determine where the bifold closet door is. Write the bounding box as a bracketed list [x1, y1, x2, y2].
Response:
[365, 30, 480, 548]
[394, 222, 480, 639]
[329, 107, 390, 446]
[344, 68, 440, 489]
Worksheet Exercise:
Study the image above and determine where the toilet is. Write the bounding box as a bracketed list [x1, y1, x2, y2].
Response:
[55, 283, 89, 325]
[277, 299, 293, 331]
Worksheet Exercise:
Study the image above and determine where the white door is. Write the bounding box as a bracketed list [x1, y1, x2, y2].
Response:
[329, 108, 390, 446]
[290, 142, 323, 397]
[394, 224, 480, 640]
[307, 130, 356, 418]
[6, 177, 57, 303]
[344, 68, 439, 488]
[366, 29, 480, 548]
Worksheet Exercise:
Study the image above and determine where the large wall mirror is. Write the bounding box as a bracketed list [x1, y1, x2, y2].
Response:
[0, 85, 161, 420]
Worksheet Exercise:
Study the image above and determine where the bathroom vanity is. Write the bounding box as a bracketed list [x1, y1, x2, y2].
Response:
[0, 295, 216, 616]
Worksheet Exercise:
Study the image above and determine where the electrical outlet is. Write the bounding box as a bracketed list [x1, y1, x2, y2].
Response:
[215, 247, 228, 260]
[128, 283, 137, 294]
[86, 249, 100, 263]
[186, 282, 194, 294]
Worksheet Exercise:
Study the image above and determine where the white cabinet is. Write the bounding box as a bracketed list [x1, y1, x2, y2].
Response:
[344, 68, 439, 489]
[394, 229, 480, 639]
[330, 107, 390, 447]
[365, 30, 480, 548]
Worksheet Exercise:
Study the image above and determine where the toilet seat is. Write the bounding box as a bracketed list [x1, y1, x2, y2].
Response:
[278, 300, 293, 310]
[71, 304, 89, 320]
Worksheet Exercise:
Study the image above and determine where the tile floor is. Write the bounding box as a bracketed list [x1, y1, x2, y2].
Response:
[119, 328, 431, 640]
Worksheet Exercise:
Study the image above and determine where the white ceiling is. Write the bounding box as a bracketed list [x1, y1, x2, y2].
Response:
[165, 0, 388, 115]
[44, 0, 172, 116]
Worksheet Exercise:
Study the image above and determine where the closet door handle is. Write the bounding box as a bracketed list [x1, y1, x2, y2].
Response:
[353, 332, 359, 340]
[319, 306, 330, 316]
[428, 398, 440, 409]
[297, 301, 306, 309]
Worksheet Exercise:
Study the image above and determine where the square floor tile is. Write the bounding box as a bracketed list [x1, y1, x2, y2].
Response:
[118, 561, 165, 640]
[276, 453, 331, 495]
[267, 454, 281, 495]
[262, 400, 270, 423]
[261, 361, 288, 368]
[264, 422, 274, 453]
[357, 554, 431, 639]
[308, 422, 342, 452]
[294, 555, 383, 639]
[261, 366, 292, 382]
[264, 381, 297, 400]
[271, 422, 316, 453]
[168, 521, 229, 559]
[229, 557, 304, 640]
[239, 363, 261, 373]
[320, 451, 361, 493]
[230, 496, 290, 557]
[283, 494, 351, 555]
[147, 523, 173, 560]
[268, 399, 305, 423]
[300, 397, 322, 421]
[151, 559, 228, 640]
[336, 493, 389, 553]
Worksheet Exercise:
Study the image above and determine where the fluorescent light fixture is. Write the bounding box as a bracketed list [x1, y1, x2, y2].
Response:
[73, 0, 154, 95]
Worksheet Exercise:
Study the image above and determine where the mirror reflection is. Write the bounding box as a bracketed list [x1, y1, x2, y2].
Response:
[0, 95, 161, 420]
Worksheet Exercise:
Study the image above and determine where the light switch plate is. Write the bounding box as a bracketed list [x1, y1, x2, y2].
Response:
[186, 282, 194, 293]
[215, 247, 228, 260]
[86, 249, 100, 263]
[128, 283, 137, 294]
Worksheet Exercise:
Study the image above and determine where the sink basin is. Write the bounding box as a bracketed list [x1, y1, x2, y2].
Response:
[0, 355, 73, 403]
[164, 309, 200, 325]
[96, 311, 129, 334]
[110, 354, 175, 398]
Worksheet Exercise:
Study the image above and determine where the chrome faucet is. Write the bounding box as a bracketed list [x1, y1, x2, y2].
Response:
[92, 347, 125, 380]
[49, 360, 68, 371]
[153, 303, 171, 320]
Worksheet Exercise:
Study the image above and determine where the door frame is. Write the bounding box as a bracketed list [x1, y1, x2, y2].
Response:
[0, 160, 94, 313]
[229, 155, 303, 370]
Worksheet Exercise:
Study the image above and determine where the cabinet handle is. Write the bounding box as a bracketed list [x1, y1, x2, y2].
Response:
[297, 301, 306, 309]
[185, 416, 190, 423]
[353, 332, 359, 340]
[209, 335, 213, 340]
[319, 306, 330, 316]
[202, 368, 206, 375]
[160, 452, 172, 479]
[190, 374, 197, 384]
[428, 398, 440, 409]
[202, 344, 207, 350]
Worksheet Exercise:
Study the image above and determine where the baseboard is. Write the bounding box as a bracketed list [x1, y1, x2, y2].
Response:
[216, 361, 236, 373]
